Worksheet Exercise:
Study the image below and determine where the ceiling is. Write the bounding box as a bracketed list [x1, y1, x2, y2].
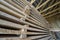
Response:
[27, 0, 60, 18]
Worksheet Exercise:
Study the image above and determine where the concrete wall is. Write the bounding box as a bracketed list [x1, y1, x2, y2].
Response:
[47, 14, 60, 31]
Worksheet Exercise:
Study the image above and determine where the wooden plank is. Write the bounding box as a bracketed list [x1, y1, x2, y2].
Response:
[0, 27, 47, 35]
[0, 0, 25, 16]
[0, 0, 52, 40]
[27, 16, 47, 28]
[0, 11, 20, 22]
[28, 35, 50, 39]
[0, 11, 47, 31]
[0, 19, 48, 32]
[37, 36, 51, 40]
[0, 38, 31, 40]
[29, 7, 50, 28]
[0, 1, 49, 29]
[0, 9, 47, 29]
[16, 0, 27, 7]
[0, 4, 23, 18]
[20, 20, 49, 31]
[1, 5, 47, 29]
[0, 10, 48, 31]
[23, 32, 48, 34]
[0, 28, 20, 34]
[0, 19, 23, 29]
[5, 0, 24, 11]
[29, 14, 49, 29]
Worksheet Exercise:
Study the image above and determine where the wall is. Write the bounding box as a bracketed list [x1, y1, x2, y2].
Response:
[47, 14, 60, 31]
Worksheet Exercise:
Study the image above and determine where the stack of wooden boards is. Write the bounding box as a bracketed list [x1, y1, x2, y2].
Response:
[0, 0, 52, 40]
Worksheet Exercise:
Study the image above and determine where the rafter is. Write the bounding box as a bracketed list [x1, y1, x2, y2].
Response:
[40, 0, 54, 11]
[43, 8, 60, 16]
[36, 0, 50, 9]
[36, 0, 42, 8]
[31, 0, 35, 4]
[39, 1, 60, 14]
[45, 12, 60, 18]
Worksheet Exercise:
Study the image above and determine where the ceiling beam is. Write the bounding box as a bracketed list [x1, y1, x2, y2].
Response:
[45, 12, 60, 18]
[31, 0, 35, 4]
[36, 0, 42, 8]
[43, 8, 60, 16]
[39, 1, 60, 14]
[36, 0, 50, 9]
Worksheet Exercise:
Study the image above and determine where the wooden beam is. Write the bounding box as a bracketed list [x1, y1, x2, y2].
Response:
[0, 4, 23, 18]
[43, 8, 60, 16]
[36, 0, 50, 9]
[0, 19, 48, 32]
[0, 38, 31, 40]
[36, 0, 42, 8]
[31, 0, 35, 4]
[0, 28, 20, 34]
[40, 1, 60, 14]
[45, 12, 60, 18]
[28, 35, 50, 39]
[0, 0, 27, 16]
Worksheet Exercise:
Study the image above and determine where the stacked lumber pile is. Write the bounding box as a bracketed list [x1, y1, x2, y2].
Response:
[0, 0, 52, 40]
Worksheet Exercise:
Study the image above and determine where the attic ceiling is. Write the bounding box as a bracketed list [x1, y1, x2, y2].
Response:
[27, 0, 60, 18]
